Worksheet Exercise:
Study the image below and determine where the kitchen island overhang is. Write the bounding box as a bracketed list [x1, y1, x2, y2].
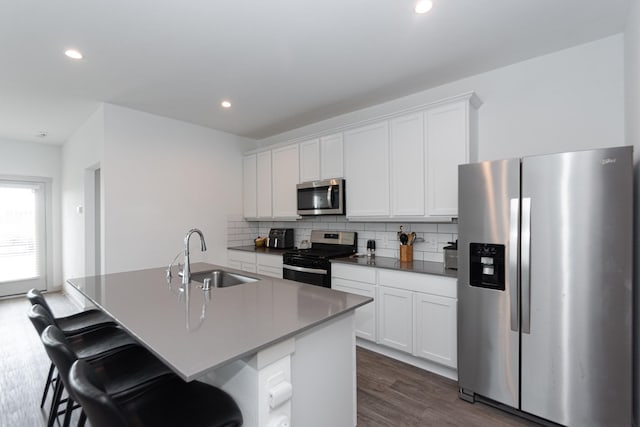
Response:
[66, 262, 372, 427]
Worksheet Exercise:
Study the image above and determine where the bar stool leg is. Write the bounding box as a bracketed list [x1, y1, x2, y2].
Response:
[62, 397, 75, 427]
[41, 363, 55, 408]
[48, 378, 63, 427]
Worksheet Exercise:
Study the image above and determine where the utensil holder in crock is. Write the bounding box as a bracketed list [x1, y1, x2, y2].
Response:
[399, 245, 413, 262]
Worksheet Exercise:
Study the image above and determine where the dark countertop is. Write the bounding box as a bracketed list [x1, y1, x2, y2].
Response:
[228, 245, 292, 255]
[331, 255, 458, 278]
[66, 262, 371, 381]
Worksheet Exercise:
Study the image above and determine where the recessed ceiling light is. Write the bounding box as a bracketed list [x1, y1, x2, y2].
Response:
[64, 49, 83, 60]
[415, 0, 433, 14]
[36, 131, 48, 138]
[221, 100, 232, 109]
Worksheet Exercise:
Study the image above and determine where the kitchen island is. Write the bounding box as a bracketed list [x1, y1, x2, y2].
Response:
[67, 262, 372, 427]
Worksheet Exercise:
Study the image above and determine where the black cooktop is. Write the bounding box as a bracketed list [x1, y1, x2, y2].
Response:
[285, 247, 355, 260]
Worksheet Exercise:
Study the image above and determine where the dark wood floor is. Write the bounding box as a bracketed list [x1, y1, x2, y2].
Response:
[356, 347, 537, 426]
[2, 292, 536, 426]
[0, 292, 78, 427]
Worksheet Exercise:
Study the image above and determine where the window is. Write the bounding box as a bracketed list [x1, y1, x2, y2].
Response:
[0, 179, 47, 296]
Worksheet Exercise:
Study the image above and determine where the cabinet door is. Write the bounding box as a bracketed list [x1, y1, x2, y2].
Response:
[272, 145, 300, 218]
[299, 139, 320, 183]
[390, 113, 425, 217]
[425, 101, 468, 216]
[243, 154, 257, 218]
[414, 292, 457, 368]
[256, 151, 272, 218]
[320, 133, 343, 179]
[332, 278, 376, 341]
[377, 286, 413, 352]
[344, 122, 390, 217]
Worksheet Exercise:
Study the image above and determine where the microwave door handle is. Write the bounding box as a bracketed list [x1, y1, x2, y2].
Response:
[327, 186, 333, 208]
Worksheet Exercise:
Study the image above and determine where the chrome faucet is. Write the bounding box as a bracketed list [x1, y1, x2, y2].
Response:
[182, 228, 207, 286]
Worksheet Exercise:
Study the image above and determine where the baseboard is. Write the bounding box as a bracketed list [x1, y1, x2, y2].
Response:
[61, 282, 88, 310]
[356, 338, 458, 381]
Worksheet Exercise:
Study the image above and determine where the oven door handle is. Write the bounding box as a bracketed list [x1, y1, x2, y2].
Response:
[283, 265, 328, 275]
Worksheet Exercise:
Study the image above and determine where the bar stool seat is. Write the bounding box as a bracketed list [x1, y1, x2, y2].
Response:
[28, 304, 139, 426]
[41, 325, 173, 427]
[27, 288, 117, 409]
[27, 289, 116, 335]
[70, 359, 243, 427]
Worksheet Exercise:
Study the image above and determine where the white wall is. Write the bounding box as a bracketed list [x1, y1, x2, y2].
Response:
[0, 138, 62, 289]
[61, 105, 104, 281]
[624, 0, 640, 424]
[101, 104, 253, 273]
[261, 35, 625, 160]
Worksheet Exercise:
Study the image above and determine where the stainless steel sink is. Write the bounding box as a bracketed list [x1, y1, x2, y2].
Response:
[190, 270, 258, 288]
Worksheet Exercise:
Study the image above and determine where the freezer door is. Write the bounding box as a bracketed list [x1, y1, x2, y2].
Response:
[457, 158, 520, 408]
[520, 146, 632, 426]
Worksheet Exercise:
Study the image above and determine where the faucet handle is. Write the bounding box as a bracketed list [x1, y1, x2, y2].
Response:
[203, 278, 212, 291]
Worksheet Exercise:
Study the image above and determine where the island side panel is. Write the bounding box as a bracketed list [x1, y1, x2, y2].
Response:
[291, 311, 357, 427]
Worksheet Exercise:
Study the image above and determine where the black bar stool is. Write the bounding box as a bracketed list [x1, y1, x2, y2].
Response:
[41, 325, 173, 427]
[70, 359, 243, 427]
[26, 289, 116, 408]
[27, 304, 138, 426]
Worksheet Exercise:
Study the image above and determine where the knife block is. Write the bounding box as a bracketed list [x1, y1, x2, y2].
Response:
[399, 245, 413, 262]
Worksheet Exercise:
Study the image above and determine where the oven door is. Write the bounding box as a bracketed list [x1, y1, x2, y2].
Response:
[283, 261, 330, 288]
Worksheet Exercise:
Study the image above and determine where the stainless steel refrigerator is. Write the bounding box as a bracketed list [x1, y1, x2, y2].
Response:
[457, 146, 633, 426]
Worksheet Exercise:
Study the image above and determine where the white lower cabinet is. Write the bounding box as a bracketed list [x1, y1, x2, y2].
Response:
[257, 253, 283, 279]
[413, 292, 457, 368]
[228, 251, 283, 278]
[332, 278, 376, 341]
[227, 250, 257, 273]
[377, 286, 413, 352]
[332, 262, 458, 372]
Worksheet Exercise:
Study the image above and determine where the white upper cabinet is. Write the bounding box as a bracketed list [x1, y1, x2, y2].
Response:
[271, 144, 300, 219]
[243, 154, 257, 218]
[344, 122, 390, 217]
[256, 151, 272, 218]
[320, 133, 343, 179]
[299, 133, 344, 183]
[390, 113, 425, 217]
[299, 139, 320, 183]
[243, 92, 480, 221]
[425, 99, 476, 216]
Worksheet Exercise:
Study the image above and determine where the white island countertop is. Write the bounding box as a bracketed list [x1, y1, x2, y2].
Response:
[67, 262, 372, 381]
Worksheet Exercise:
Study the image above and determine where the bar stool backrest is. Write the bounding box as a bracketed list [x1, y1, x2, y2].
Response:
[68, 359, 130, 427]
[40, 325, 81, 399]
[26, 289, 55, 318]
[27, 304, 57, 336]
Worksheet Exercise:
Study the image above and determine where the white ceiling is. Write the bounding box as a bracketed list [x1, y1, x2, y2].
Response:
[0, 0, 630, 145]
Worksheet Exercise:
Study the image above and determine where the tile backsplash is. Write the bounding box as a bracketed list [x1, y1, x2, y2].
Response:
[226, 215, 457, 263]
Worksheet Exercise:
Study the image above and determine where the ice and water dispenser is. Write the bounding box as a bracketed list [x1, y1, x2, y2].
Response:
[469, 243, 506, 291]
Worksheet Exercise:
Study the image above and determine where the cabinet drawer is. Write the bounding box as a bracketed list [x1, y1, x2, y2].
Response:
[257, 253, 283, 268]
[331, 263, 376, 283]
[228, 250, 257, 264]
[257, 264, 282, 279]
[378, 269, 456, 298]
[227, 259, 242, 270]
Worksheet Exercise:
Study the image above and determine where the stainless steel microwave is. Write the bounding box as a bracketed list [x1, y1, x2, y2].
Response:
[297, 178, 345, 216]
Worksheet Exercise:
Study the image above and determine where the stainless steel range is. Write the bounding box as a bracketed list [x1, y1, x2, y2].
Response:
[283, 230, 357, 288]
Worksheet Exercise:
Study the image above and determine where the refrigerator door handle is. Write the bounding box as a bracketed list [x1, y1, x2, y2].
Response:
[521, 197, 532, 334]
[509, 198, 519, 332]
